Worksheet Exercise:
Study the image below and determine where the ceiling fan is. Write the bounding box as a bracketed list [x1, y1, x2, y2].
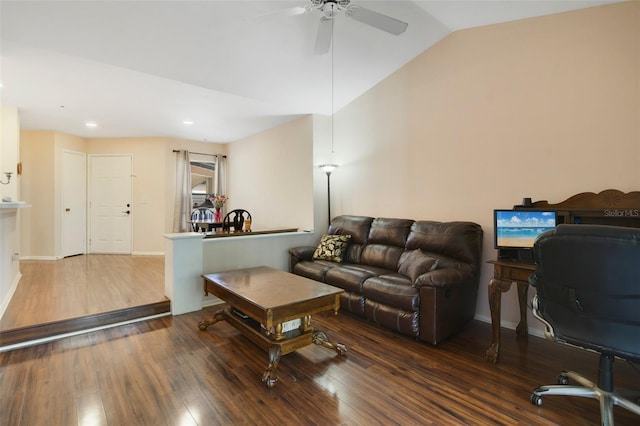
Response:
[281, 0, 409, 54]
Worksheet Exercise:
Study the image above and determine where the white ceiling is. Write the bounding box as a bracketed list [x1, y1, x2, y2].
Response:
[0, 0, 621, 143]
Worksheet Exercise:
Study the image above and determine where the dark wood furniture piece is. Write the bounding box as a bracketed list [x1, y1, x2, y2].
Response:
[199, 266, 347, 388]
[485, 260, 536, 363]
[222, 209, 252, 231]
[204, 227, 298, 238]
[486, 189, 640, 363]
[190, 204, 223, 232]
[187, 219, 222, 233]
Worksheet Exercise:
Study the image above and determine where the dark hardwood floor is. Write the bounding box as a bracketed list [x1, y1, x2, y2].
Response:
[1, 305, 639, 425]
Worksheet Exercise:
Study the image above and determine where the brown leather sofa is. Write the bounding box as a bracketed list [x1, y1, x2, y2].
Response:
[289, 215, 483, 345]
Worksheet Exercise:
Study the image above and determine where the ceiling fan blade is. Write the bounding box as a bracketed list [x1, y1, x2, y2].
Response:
[314, 17, 334, 55]
[279, 6, 311, 17]
[246, 5, 310, 23]
[346, 6, 408, 35]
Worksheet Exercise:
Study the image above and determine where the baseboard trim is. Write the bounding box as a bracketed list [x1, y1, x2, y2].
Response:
[474, 313, 544, 339]
[19, 256, 61, 261]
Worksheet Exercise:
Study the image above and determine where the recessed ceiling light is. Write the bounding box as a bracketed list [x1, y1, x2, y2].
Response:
[85, 121, 98, 128]
[183, 120, 194, 126]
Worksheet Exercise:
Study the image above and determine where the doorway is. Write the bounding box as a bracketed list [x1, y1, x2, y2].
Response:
[89, 155, 133, 254]
[62, 150, 87, 257]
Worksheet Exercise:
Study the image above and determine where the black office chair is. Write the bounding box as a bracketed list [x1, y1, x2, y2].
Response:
[529, 224, 640, 425]
[222, 209, 252, 231]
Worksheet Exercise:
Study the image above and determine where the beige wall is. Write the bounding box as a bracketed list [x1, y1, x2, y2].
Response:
[0, 105, 20, 201]
[328, 2, 640, 331]
[19, 133, 225, 257]
[227, 116, 315, 231]
[20, 131, 57, 257]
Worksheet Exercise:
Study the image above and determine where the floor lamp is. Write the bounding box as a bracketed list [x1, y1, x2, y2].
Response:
[319, 164, 338, 222]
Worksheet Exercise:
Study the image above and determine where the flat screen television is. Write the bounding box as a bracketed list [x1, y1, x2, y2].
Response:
[494, 210, 557, 252]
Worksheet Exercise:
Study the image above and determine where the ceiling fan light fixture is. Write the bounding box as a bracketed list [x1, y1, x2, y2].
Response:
[322, 3, 338, 18]
[310, 0, 408, 55]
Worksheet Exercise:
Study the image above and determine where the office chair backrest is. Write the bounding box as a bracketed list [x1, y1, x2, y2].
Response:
[530, 224, 640, 361]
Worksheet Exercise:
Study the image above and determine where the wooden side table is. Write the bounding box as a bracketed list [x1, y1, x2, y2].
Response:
[485, 260, 536, 363]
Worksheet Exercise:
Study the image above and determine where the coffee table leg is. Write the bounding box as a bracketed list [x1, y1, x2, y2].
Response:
[261, 345, 281, 388]
[198, 309, 227, 330]
[302, 315, 312, 333]
[312, 331, 348, 356]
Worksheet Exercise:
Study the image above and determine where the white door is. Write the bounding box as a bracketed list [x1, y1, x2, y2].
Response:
[89, 155, 132, 254]
[62, 150, 87, 257]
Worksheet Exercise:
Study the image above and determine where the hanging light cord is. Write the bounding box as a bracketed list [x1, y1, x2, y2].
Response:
[331, 10, 335, 155]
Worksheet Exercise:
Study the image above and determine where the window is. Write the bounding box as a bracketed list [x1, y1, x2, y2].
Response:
[190, 160, 215, 207]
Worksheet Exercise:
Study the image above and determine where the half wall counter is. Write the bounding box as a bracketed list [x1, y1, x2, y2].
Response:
[164, 228, 318, 315]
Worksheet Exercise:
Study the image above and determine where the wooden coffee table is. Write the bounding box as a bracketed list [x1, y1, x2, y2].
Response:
[198, 266, 347, 387]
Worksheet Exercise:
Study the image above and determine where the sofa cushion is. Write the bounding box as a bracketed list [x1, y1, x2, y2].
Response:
[398, 249, 439, 283]
[359, 218, 414, 269]
[325, 263, 390, 294]
[338, 263, 392, 276]
[407, 221, 483, 267]
[293, 260, 335, 282]
[362, 274, 419, 311]
[367, 218, 414, 247]
[328, 215, 373, 264]
[328, 216, 372, 244]
[361, 244, 405, 271]
[313, 234, 351, 262]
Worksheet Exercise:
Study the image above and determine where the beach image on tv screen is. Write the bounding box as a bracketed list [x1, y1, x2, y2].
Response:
[496, 211, 556, 248]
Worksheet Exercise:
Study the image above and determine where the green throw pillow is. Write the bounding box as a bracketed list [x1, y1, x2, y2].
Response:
[312, 234, 352, 263]
[398, 249, 439, 282]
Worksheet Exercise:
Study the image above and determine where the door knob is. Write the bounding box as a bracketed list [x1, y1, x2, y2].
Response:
[122, 210, 131, 214]
[65, 208, 71, 212]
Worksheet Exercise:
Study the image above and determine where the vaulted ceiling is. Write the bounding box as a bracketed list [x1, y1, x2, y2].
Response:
[0, 0, 621, 142]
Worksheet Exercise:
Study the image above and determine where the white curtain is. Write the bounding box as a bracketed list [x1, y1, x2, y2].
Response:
[215, 155, 227, 195]
[173, 150, 192, 232]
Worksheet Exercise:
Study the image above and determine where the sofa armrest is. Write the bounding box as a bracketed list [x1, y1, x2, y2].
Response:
[414, 269, 467, 289]
[288, 246, 316, 272]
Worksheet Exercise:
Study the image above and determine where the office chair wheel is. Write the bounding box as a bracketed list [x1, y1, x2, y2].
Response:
[530, 393, 543, 406]
[556, 373, 569, 385]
